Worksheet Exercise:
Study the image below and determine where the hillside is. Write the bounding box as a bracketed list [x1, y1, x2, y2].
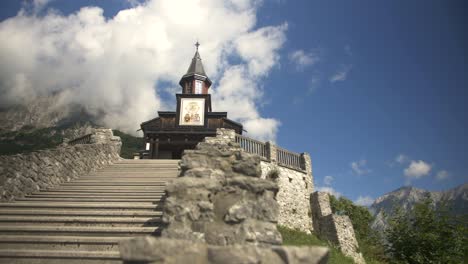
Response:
[370, 183, 468, 232]
[0, 122, 142, 159]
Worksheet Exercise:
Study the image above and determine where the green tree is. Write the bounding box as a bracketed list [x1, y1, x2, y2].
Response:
[385, 197, 467, 264]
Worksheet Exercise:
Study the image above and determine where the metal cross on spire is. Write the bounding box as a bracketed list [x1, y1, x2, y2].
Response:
[195, 41, 200, 51]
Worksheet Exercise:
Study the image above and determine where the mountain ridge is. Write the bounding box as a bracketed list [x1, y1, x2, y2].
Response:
[370, 183, 467, 232]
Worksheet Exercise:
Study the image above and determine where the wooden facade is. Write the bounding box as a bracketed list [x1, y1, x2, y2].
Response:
[140, 45, 243, 159]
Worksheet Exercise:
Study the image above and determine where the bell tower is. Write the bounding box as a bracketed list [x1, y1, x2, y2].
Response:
[179, 42, 212, 95]
[140, 43, 242, 159]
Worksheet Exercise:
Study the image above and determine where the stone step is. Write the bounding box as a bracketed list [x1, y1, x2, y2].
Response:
[74, 177, 169, 180]
[27, 194, 163, 199]
[76, 175, 173, 181]
[38, 190, 164, 194]
[113, 161, 179, 164]
[54, 185, 167, 189]
[0, 209, 162, 217]
[86, 173, 177, 177]
[17, 197, 162, 202]
[0, 216, 161, 226]
[90, 171, 177, 174]
[0, 225, 160, 236]
[0, 202, 160, 210]
[60, 182, 166, 186]
[94, 166, 178, 168]
[101, 166, 178, 169]
[49, 187, 166, 191]
[71, 179, 170, 183]
[60, 180, 166, 187]
[0, 249, 121, 264]
[116, 158, 178, 161]
[79, 177, 175, 181]
[112, 166, 174, 168]
[0, 235, 127, 251]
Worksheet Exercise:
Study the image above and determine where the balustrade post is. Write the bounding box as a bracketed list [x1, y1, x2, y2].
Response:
[266, 141, 277, 164]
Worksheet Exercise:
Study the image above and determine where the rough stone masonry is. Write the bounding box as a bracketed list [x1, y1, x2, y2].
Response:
[161, 129, 282, 245]
[311, 191, 365, 264]
[0, 129, 121, 202]
[120, 129, 329, 263]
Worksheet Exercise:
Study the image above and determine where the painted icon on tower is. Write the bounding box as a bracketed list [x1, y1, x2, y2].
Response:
[179, 98, 205, 126]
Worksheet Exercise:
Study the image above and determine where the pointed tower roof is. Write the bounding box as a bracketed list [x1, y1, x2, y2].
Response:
[179, 42, 212, 86]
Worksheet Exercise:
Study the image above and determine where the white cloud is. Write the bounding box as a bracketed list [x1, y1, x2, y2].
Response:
[288, 49, 319, 71]
[317, 186, 342, 198]
[323, 175, 334, 186]
[395, 154, 409, 164]
[436, 170, 449, 181]
[235, 24, 287, 77]
[355, 195, 374, 207]
[404, 160, 432, 179]
[0, 0, 285, 140]
[330, 64, 352, 83]
[351, 159, 371, 175]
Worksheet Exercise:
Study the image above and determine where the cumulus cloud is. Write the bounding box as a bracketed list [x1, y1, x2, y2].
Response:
[436, 170, 449, 181]
[355, 195, 374, 207]
[351, 159, 371, 175]
[0, 0, 285, 140]
[404, 160, 432, 179]
[323, 175, 334, 186]
[317, 186, 342, 198]
[330, 64, 352, 83]
[288, 49, 319, 71]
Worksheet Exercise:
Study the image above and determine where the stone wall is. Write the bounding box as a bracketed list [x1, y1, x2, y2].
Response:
[120, 236, 329, 264]
[121, 128, 329, 263]
[162, 128, 282, 246]
[261, 161, 314, 233]
[0, 129, 121, 202]
[311, 191, 365, 264]
[236, 130, 315, 233]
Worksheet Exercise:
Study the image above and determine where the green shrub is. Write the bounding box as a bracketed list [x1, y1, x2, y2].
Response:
[278, 225, 355, 264]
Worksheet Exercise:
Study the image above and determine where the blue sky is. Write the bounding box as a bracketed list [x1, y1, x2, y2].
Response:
[0, 0, 466, 205]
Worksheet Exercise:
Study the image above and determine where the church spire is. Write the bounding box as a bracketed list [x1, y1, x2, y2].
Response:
[179, 42, 212, 94]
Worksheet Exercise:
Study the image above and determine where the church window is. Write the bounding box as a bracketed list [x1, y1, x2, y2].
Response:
[195, 80, 203, 94]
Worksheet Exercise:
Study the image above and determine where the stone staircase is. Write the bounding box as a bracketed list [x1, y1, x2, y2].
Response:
[0, 159, 179, 264]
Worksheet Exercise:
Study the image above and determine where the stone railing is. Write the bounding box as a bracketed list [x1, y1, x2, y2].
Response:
[67, 133, 93, 145]
[235, 134, 268, 160]
[277, 147, 303, 170]
[0, 129, 122, 202]
[235, 134, 308, 172]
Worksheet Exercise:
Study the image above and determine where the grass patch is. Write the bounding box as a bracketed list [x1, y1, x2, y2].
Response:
[278, 226, 355, 264]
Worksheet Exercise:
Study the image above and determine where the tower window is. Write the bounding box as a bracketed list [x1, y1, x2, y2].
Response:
[195, 80, 203, 94]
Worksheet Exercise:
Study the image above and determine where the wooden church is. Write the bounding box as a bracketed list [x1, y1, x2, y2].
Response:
[140, 43, 243, 159]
